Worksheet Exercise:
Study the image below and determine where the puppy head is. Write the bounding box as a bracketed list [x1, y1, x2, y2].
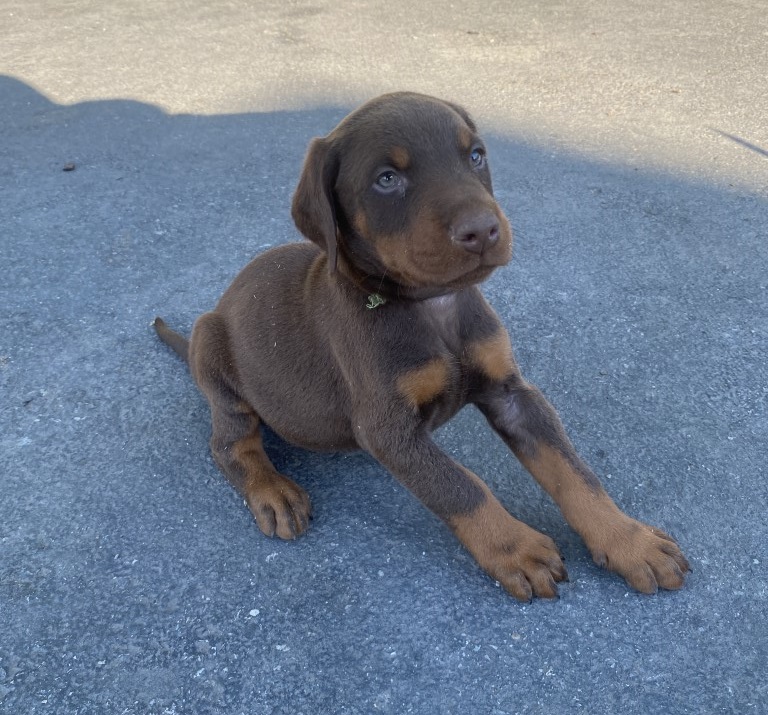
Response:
[291, 92, 512, 298]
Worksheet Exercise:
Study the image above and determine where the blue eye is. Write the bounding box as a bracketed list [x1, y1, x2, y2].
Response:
[470, 147, 486, 168]
[377, 171, 396, 187]
[374, 169, 403, 193]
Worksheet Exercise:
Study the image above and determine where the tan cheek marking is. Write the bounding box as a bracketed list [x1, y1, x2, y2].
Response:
[374, 210, 465, 287]
[353, 210, 368, 236]
[467, 328, 515, 381]
[397, 357, 450, 407]
[390, 146, 411, 170]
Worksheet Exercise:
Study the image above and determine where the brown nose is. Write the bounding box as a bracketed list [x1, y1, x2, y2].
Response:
[451, 211, 500, 255]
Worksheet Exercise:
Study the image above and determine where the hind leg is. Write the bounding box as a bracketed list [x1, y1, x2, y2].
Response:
[189, 312, 312, 539]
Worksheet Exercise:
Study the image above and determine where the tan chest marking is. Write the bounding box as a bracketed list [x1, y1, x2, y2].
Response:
[467, 328, 515, 381]
[397, 357, 450, 408]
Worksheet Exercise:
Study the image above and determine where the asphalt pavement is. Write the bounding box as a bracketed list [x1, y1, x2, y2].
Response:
[1, 1, 766, 713]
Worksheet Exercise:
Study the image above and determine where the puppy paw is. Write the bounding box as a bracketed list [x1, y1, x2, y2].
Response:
[245, 473, 312, 540]
[589, 517, 690, 594]
[487, 529, 569, 602]
[453, 506, 568, 602]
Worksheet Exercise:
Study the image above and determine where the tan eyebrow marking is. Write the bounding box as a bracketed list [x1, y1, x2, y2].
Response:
[389, 146, 411, 171]
[457, 125, 474, 152]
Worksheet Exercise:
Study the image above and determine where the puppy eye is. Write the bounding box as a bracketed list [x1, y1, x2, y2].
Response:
[470, 147, 486, 169]
[375, 170, 401, 192]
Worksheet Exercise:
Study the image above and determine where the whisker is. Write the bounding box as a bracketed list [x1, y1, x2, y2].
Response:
[377, 267, 390, 292]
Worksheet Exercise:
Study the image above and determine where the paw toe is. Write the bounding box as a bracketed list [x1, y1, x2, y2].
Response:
[498, 571, 534, 603]
[529, 570, 560, 600]
[655, 561, 686, 591]
[247, 477, 312, 540]
[626, 563, 659, 595]
[495, 546, 566, 601]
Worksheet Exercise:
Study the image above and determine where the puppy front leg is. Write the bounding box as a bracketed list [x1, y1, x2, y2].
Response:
[357, 423, 567, 601]
[476, 376, 690, 594]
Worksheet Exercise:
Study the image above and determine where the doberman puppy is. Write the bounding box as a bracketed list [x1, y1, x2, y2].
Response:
[154, 92, 689, 601]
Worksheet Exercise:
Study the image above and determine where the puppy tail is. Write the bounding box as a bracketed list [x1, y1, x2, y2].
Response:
[152, 317, 189, 363]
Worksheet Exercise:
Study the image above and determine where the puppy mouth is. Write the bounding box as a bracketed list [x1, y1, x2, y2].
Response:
[458, 259, 505, 285]
[425, 226, 513, 280]
[479, 239, 513, 268]
[393, 244, 510, 290]
[366, 219, 512, 292]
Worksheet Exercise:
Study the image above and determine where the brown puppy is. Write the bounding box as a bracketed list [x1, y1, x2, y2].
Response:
[154, 92, 689, 601]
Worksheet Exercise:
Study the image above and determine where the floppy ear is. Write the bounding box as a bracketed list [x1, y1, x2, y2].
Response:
[291, 137, 339, 273]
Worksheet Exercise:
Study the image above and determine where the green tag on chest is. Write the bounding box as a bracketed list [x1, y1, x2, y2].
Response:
[366, 293, 387, 309]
